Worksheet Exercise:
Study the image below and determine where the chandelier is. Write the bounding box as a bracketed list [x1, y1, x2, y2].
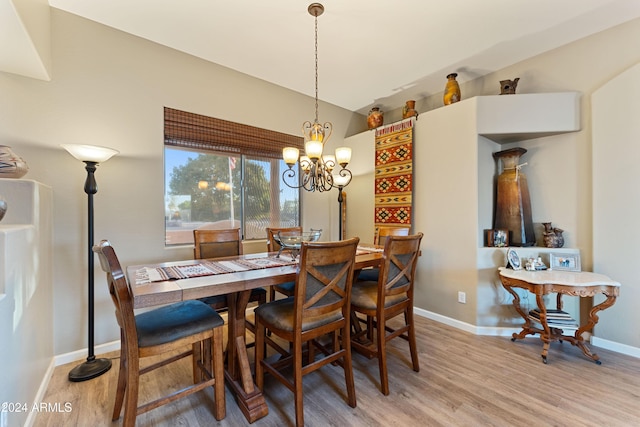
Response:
[282, 3, 352, 193]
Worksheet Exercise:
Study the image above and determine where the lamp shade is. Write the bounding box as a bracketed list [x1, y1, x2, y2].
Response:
[283, 147, 300, 166]
[335, 147, 351, 167]
[61, 144, 119, 163]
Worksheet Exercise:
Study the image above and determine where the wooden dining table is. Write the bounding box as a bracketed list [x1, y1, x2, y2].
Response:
[126, 248, 383, 423]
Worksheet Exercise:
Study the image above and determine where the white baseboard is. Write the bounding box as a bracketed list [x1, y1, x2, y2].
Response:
[54, 340, 121, 367]
[413, 307, 640, 358]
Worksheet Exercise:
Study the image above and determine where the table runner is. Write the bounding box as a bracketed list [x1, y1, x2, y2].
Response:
[374, 117, 414, 231]
[135, 255, 297, 285]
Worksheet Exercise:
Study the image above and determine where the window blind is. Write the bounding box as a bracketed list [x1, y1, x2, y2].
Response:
[164, 107, 303, 159]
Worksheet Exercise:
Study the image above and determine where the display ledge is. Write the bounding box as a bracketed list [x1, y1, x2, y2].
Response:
[477, 246, 580, 269]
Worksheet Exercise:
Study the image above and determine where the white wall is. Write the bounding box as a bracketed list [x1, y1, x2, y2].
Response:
[344, 17, 640, 351]
[592, 63, 640, 350]
[0, 9, 362, 357]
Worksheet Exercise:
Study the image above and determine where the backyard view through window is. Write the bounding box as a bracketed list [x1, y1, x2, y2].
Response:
[165, 147, 300, 245]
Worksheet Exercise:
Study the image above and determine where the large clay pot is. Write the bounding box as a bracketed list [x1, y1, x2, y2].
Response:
[443, 73, 461, 105]
[0, 145, 29, 178]
[493, 147, 535, 246]
[367, 107, 384, 129]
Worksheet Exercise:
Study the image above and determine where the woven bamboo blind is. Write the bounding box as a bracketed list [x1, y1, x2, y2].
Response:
[164, 107, 303, 159]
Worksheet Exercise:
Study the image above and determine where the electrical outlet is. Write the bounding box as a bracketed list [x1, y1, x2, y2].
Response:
[458, 291, 466, 304]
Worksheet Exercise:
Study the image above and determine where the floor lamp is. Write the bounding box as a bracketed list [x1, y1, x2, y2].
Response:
[62, 144, 119, 382]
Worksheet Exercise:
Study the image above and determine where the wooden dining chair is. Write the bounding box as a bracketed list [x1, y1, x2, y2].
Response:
[358, 225, 411, 282]
[193, 228, 267, 336]
[350, 232, 423, 395]
[254, 237, 360, 427]
[93, 240, 226, 426]
[265, 226, 302, 301]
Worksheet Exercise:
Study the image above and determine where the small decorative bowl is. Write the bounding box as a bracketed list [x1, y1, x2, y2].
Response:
[273, 229, 322, 258]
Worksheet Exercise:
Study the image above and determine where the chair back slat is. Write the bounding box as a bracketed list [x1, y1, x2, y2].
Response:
[374, 225, 411, 246]
[93, 240, 138, 349]
[194, 228, 242, 259]
[378, 233, 423, 302]
[294, 238, 359, 326]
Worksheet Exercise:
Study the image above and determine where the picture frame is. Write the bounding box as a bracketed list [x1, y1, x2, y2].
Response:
[507, 248, 522, 270]
[549, 252, 581, 271]
[486, 229, 509, 247]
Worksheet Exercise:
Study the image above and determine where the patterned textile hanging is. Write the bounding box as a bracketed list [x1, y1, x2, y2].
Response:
[374, 117, 414, 234]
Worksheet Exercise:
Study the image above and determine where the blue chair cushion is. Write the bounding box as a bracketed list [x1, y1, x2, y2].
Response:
[274, 281, 296, 294]
[135, 299, 224, 348]
[357, 267, 380, 282]
[255, 297, 343, 332]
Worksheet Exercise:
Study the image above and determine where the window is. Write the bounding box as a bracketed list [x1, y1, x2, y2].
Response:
[164, 108, 303, 246]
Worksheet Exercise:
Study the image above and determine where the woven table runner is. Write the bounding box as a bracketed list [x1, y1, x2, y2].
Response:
[136, 255, 297, 285]
[374, 118, 414, 232]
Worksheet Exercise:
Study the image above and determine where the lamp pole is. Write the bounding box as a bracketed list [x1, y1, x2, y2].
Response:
[337, 186, 345, 240]
[62, 144, 118, 382]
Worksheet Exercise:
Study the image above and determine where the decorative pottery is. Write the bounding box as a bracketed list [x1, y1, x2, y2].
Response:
[367, 107, 384, 129]
[402, 100, 418, 119]
[0, 195, 6, 222]
[542, 222, 565, 248]
[500, 78, 520, 95]
[493, 147, 535, 246]
[0, 145, 29, 178]
[443, 73, 461, 105]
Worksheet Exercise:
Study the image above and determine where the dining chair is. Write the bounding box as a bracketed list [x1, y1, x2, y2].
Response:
[93, 240, 226, 426]
[350, 232, 423, 395]
[193, 228, 267, 337]
[358, 225, 411, 282]
[254, 237, 360, 427]
[265, 226, 302, 301]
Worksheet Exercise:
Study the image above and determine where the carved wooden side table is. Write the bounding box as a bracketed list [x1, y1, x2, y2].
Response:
[498, 268, 620, 364]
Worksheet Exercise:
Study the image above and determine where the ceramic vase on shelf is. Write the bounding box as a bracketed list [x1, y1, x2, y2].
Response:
[402, 100, 418, 119]
[0, 145, 29, 178]
[0, 195, 6, 222]
[367, 107, 384, 129]
[500, 78, 520, 95]
[443, 73, 461, 105]
[493, 147, 535, 246]
[542, 222, 565, 248]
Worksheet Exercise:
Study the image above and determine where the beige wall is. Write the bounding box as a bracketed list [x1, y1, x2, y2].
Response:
[1, 9, 640, 360]
[0, 10, 362, 356]
[344, 17, 640, 351]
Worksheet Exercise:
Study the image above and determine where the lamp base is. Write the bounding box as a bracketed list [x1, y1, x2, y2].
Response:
[68, 357, 112, 382]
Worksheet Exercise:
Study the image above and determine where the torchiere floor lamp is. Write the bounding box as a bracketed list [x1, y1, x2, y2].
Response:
[62, 144, 119, 382]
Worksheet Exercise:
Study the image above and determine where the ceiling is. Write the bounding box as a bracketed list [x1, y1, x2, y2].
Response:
[5, 0, 640, 114]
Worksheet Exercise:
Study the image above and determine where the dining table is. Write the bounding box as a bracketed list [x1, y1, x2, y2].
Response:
[126, 247, 383, 423]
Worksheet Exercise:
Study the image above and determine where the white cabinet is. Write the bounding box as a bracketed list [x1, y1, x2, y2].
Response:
[0, 179, 53, 427]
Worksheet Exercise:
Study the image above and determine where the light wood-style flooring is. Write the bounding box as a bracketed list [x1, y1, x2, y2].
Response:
[34, 316, 640, 426]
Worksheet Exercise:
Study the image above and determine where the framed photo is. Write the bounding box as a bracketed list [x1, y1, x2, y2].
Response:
[507, 248, 522, 270]
[486, 229, 509, 247]
[549, 253, 581, 271]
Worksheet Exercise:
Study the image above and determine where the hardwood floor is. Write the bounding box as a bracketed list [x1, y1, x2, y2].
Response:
[34, 316, 640, 426]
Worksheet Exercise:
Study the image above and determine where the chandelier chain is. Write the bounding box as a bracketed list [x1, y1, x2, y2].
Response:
[314, 13, 319, 123]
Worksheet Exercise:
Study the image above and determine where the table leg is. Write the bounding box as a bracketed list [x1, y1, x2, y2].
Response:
[560, 294, 617, 364]
[504, 284, 536, 341]
[225, 291, 269, 422]
[535, 294, 552, 364]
